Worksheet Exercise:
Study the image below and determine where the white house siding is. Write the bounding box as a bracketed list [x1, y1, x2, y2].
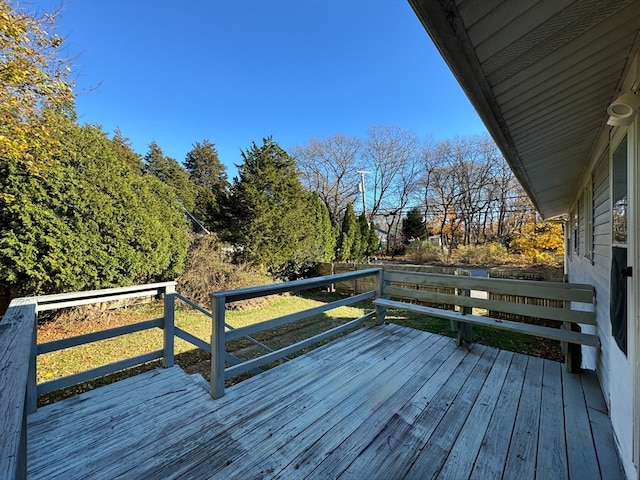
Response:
[567, 95, 638, 479]
[578, 195, 585, 256]
[568, 152, 611, 392]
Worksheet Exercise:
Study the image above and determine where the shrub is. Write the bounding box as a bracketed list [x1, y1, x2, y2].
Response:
[453, 242, 511, 266]
[522, 251, 564, 268]
[0, 114, 189, 295]
[406, 239, 445, 264]
[177, 235, 273, 309]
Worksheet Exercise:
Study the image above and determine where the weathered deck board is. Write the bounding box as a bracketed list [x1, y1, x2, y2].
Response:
[402, 346, 501, 479]
[468, 352, 528, 479]
[137, 327, 436, 479]
[536, 360, 569, 479]
[504, 355, 543, 479]
[198, 332, 447, 480]
[36, 325, 412, 480]
[85, 325, 424, 480]
[359, 345, 492, 479]
[563, 367, 602, 478]
[581, 372, 624, 479]
[284, 334, 467, 479]
[435, 349, 513, 479]
[27, 324, 623, 479]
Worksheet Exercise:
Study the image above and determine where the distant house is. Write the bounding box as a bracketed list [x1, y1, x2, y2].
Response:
[427, 235, 442, 248]
[375, 227, 388, 249]
[409, 1, 640, 477]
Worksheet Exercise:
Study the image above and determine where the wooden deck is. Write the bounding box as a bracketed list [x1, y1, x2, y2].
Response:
[27, 324, 623, 479]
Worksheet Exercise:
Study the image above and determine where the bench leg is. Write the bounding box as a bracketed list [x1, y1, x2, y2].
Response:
[456, 321, 473, 346]
[375, 304, 387, 326]
[455, 301, 474, 346]
[563, 322, 582, 373]
[454, 289, 473, 346]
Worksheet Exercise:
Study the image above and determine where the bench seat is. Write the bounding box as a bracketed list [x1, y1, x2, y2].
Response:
[373, 298, 600, 348]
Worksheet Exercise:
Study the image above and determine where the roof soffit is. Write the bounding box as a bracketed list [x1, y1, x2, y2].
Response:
[408, 0, 640, 218]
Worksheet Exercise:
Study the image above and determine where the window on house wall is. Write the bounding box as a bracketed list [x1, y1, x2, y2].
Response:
[612, 136, 628, 244]
[611, 135, 628, 356]
[573, 205, 579, 255]
[584, 183, 593, 263]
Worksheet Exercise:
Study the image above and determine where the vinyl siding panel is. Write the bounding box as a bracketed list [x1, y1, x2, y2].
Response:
[569, 152, 610, 400]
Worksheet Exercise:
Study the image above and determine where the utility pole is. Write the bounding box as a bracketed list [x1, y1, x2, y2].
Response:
[356, 170, 370, 217]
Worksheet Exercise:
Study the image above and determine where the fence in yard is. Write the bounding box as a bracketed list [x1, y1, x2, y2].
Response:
[487, 268, 567, 321]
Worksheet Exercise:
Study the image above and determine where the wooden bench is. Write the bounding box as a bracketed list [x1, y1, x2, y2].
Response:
[373, 269, 598, 372]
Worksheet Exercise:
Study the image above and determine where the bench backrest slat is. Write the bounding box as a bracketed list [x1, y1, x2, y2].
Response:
[383, 285, 595, 325]
[383, 270, 594, 303]
[382, 269, 595, 327]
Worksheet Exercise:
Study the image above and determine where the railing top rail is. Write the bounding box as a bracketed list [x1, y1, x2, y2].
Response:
[1, 297, 38, 480]
[211, 268, 382, 303]
[34, 281, 178, 310]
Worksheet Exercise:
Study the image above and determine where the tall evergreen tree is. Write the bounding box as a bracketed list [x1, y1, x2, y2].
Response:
[308, 193, 336, 262]
[144, 141, 196, 212]
[184, 140, 228, 230]
[111, 128, 143, 171]
[143, 141, 171, 180]
[337, 203, 360, 262]
[358, 213, 370, 258]
[184, 140, 227, 192]
[402, 206, 427, 243]
[368, 221, 380, 256]
[320, 198, 337, 262]
[228, 137, 319, 277]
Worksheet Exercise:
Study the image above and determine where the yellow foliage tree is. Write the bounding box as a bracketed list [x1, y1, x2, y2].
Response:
[510, 214, 564, 262]
[0, 1, 73, 167]
[428, 206, 465, 249]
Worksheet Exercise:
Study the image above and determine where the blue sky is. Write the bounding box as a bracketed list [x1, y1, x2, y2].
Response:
[35, 0, 487, 177]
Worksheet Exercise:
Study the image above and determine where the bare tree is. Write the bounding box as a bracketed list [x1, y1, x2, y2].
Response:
[453, 136, 501, 245]
[291, 134, 362, 220]
[293, 129, 537, 255]
[364, 126, 422, 252]
[426, 148, 464, 249]
[490, 158, 517, 241]
[421, 134, 522, 249]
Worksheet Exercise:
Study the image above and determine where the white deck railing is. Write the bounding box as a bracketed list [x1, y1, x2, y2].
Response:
[0, 269, 384, 478]
[209, 268, 383, 398]
[1, 282, 181, 479]
[1, 266, 600, 478]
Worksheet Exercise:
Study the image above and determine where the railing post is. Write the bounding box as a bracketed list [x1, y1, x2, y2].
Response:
[563, 299, 581, 373]
[375, 268, 386, 325]
[26, 307, 37, 414]
[455, 288, 473, 346]
[18, 397, 27, 480]
[163, 284, 175, 368]
[210, 293, 226, 399]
